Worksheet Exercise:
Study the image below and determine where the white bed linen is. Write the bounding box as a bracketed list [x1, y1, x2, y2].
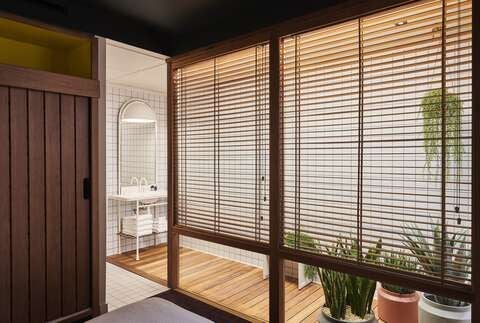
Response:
[86, 297, 213, 323]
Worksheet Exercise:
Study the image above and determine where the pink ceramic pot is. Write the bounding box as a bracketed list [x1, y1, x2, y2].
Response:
[377, 286, 419, 323]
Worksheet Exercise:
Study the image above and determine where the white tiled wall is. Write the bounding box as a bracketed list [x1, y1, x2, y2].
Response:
[106, 83, 167, 256]
[180, 236, 265, 268]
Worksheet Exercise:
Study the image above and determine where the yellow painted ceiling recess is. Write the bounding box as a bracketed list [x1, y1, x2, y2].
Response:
[0, 17, 92, 78]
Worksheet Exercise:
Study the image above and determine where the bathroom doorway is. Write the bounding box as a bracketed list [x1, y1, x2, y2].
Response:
[104, 39, 169, 311]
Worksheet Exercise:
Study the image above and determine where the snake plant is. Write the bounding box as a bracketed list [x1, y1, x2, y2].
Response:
[318, 237, 382, 320]
[381, 253, 416, 294]
[402, 223, 469, 306]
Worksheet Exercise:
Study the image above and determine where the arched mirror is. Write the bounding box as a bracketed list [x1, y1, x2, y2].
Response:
[118, 99, 157, 193]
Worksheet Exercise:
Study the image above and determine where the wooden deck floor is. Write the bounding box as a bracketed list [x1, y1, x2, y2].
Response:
[108, 245, 323, 322]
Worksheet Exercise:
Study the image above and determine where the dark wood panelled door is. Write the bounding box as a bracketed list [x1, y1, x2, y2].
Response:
[0, 86, 92, 323]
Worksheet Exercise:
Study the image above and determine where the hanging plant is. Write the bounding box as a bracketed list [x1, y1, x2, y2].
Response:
[421, 88, 463, 175]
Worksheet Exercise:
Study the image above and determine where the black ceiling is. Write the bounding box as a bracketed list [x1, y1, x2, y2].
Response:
[0, 0, 345, 56]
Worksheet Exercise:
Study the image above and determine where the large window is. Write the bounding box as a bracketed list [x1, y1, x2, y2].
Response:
[174, 45, 270, 242]
[281, 0, 472, 285]
[171, 0, 474, 309]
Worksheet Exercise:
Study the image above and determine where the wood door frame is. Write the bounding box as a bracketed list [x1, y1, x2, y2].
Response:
[167, 0, 480, 322]
[91, 36, 108, 317]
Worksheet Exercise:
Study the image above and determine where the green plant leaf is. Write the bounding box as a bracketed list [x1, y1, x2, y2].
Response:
[421, 89, 463, 176]
[402, 223, 470, 305]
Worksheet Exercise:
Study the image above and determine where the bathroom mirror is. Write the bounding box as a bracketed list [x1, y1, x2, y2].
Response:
[118, 99, 157, 193]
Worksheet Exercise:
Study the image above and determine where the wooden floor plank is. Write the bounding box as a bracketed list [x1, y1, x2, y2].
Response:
[208, 268, 262, 302]
[286, 288, 324, 321]
[107, 245, 323, 322]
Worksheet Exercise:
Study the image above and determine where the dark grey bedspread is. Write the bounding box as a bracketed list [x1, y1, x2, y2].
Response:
[86, 298, 213, 323]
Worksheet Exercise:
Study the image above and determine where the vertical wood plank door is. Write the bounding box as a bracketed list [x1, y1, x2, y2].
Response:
[0, 86, 92, 323]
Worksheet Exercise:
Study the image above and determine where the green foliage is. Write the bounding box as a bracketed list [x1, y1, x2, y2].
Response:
[284, 232, 318, 281]
[319, 238, 382, 320]
[284, 233, 383, 319]
[345, 239, 382, 318]
[402, 224, 469, 306]
[382, 283, 413, 295]
[303, 263, 318, 281]
[381, 253, 416, 294]
[319, 268, 348, 319]
[421, 89, 463, 175]
[284, 232, 316, 250]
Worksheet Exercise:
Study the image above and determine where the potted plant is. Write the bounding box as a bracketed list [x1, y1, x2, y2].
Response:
[416, 88, 470, 322]
[377, 253, 419, 323]
[402, 224, 471, 323]
[421, 88, 463, 176]
[317, 238, 381, 323]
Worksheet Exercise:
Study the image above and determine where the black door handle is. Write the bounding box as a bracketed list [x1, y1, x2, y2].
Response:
[83, 178, 91, 200]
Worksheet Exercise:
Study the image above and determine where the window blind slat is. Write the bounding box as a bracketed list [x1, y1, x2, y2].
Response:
[175, 45, 270, 242]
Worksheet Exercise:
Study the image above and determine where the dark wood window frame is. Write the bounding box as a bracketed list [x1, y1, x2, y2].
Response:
[167, 0, 480, 322]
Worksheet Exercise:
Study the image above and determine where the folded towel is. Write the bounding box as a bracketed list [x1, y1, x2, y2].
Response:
[123, 218, 153, 224]
[123, 225, 153, 232]
[123, 214, 153, 222]
[153, 217, 167, 224]
[123, 218, 153, 223]
[152, 216, 167, 233]
[153, 223, 167, 233]
[123, 219, 153, 224]
[122, 214, 154, 235]
[153, 223, 166, 229]
[123, 227, 152, 233]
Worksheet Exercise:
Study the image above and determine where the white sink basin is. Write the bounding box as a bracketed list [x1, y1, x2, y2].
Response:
[109, 189, 167, 203]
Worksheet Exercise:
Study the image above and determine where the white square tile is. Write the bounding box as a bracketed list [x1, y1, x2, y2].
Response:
[106, 263, 168, 311]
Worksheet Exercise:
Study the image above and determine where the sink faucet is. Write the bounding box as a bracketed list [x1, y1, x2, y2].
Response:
[130, 177, 139, 187]
[139, 177, 148, 192]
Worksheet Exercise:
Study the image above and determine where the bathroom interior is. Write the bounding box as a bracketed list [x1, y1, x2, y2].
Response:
[104, 39, 169, 309]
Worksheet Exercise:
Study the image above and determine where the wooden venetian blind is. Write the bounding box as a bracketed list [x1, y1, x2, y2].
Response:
[281, 0, 472, 285]
[174, 45, 270, 242]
